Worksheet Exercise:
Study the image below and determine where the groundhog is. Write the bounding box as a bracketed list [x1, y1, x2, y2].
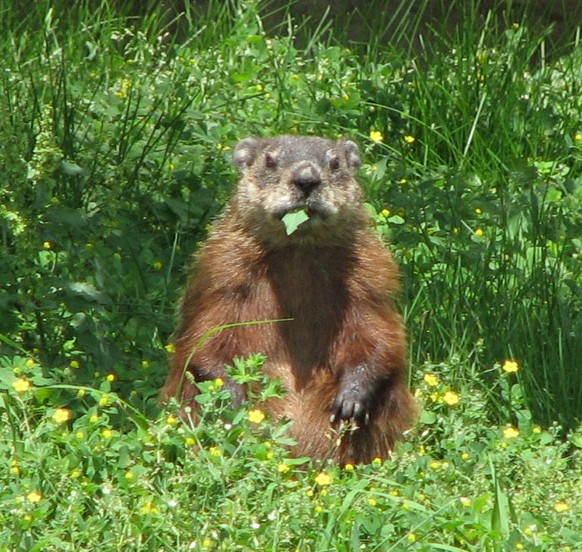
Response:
[162, 135, 416, 464]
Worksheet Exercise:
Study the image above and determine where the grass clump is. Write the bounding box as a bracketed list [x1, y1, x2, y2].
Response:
[0, 0, 581, 549]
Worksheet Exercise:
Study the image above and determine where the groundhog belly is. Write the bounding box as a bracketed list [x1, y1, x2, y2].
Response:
[162, 134, 417, 465]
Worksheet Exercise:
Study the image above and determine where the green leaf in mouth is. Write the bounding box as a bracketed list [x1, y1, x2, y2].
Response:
[281, 209, 310, 236]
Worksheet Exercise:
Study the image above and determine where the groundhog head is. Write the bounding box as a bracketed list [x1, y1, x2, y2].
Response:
[232, 135, 363, 245]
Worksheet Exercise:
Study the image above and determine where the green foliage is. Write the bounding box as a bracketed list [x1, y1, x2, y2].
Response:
[0, 0, 581, 549]
[1, 355, 581, 550]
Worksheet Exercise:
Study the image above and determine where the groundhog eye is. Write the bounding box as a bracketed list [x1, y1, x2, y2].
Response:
[265, 153, 278, 169]
[328, 156, 340, 170]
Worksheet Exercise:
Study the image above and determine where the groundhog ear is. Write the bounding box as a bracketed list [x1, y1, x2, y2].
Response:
[233, 137, 262, 170]
[342, 140, 361, 172]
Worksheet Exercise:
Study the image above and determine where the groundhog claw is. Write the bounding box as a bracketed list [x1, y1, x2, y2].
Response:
[330, 391, 371, 426]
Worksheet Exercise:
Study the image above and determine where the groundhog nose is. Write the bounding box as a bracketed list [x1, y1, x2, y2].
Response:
[293, 165, 321, 195]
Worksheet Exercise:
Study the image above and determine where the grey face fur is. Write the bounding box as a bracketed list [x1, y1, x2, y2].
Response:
[232, 136, 363, 230]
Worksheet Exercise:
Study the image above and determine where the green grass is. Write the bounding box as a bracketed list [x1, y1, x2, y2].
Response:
[1, 0, 581, 550]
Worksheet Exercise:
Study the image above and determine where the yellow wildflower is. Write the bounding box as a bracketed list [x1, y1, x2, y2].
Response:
[503, 425, 520, 439]
[248, 408, 266, 424]
[423, 373, 439, 387]
[442, 390, 460, 406]
[26, 491, 42, 504]
[69, 360, 80, 369]
[474, 228, 484, 237]
[140, 500, 159, 515]
[43, 241, 52, 250]
[404, 135, 415, 144]
[314, 472, 333, 486]
[101, 429, 113, 439]
[553, 501, 568, 513]
[344, 463, 355, 472]
[502, 360, 519, 373]
[12, 378, 31, 393]
[209, 446, 222, 457]
[277, 463, 290, 474]
[106, 373, 115, 382]
[407, 533, 417, 543]
[381, 208, 390, 218]
[165, 343, 176, 354]
[52, 408, 71, 424]
[369, 130, 383, 143]
[575, 132, 582, 142]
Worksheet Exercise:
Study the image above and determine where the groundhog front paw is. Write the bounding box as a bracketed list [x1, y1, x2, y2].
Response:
[330, 385, 371, 426]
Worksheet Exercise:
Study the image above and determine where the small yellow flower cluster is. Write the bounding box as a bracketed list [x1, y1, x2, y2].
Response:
[442, 390, 460, 406]
[503, 425, 520, 439]
[12, 378, 31, 393]
[314, 472, 333, 486]
[209, 446, 222, 457]
[140, 500, 159, 515]
[209, 378, 224, 392]
[114, 78, 132, 99]
[404, 135, 415, 144]
[420, 373, 460, 407]
[553, 501, 569, 513]
[277, 463, 290, 474]
[423, 373, 439, 387]
[52, 408, 71, 424]
[502, 359, 519, 373]
[27, 491, 42, 504]
[369, 130, 383, 144]
[248, 408, 265, 424]
[166, 415, 179, 426]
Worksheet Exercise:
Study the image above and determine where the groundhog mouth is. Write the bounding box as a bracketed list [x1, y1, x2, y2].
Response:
[274, 204, 332, 221]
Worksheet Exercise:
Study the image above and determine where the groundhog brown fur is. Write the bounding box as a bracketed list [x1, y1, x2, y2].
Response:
[162, 135, 416, 464]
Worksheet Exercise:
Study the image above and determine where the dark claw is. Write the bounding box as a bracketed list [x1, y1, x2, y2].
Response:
[330, 389, 372, 426]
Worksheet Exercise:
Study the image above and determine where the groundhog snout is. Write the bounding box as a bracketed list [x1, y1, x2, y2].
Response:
[292, 162, 321, 195]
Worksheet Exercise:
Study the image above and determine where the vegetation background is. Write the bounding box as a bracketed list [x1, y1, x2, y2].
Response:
[0, 0, 580, 550]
